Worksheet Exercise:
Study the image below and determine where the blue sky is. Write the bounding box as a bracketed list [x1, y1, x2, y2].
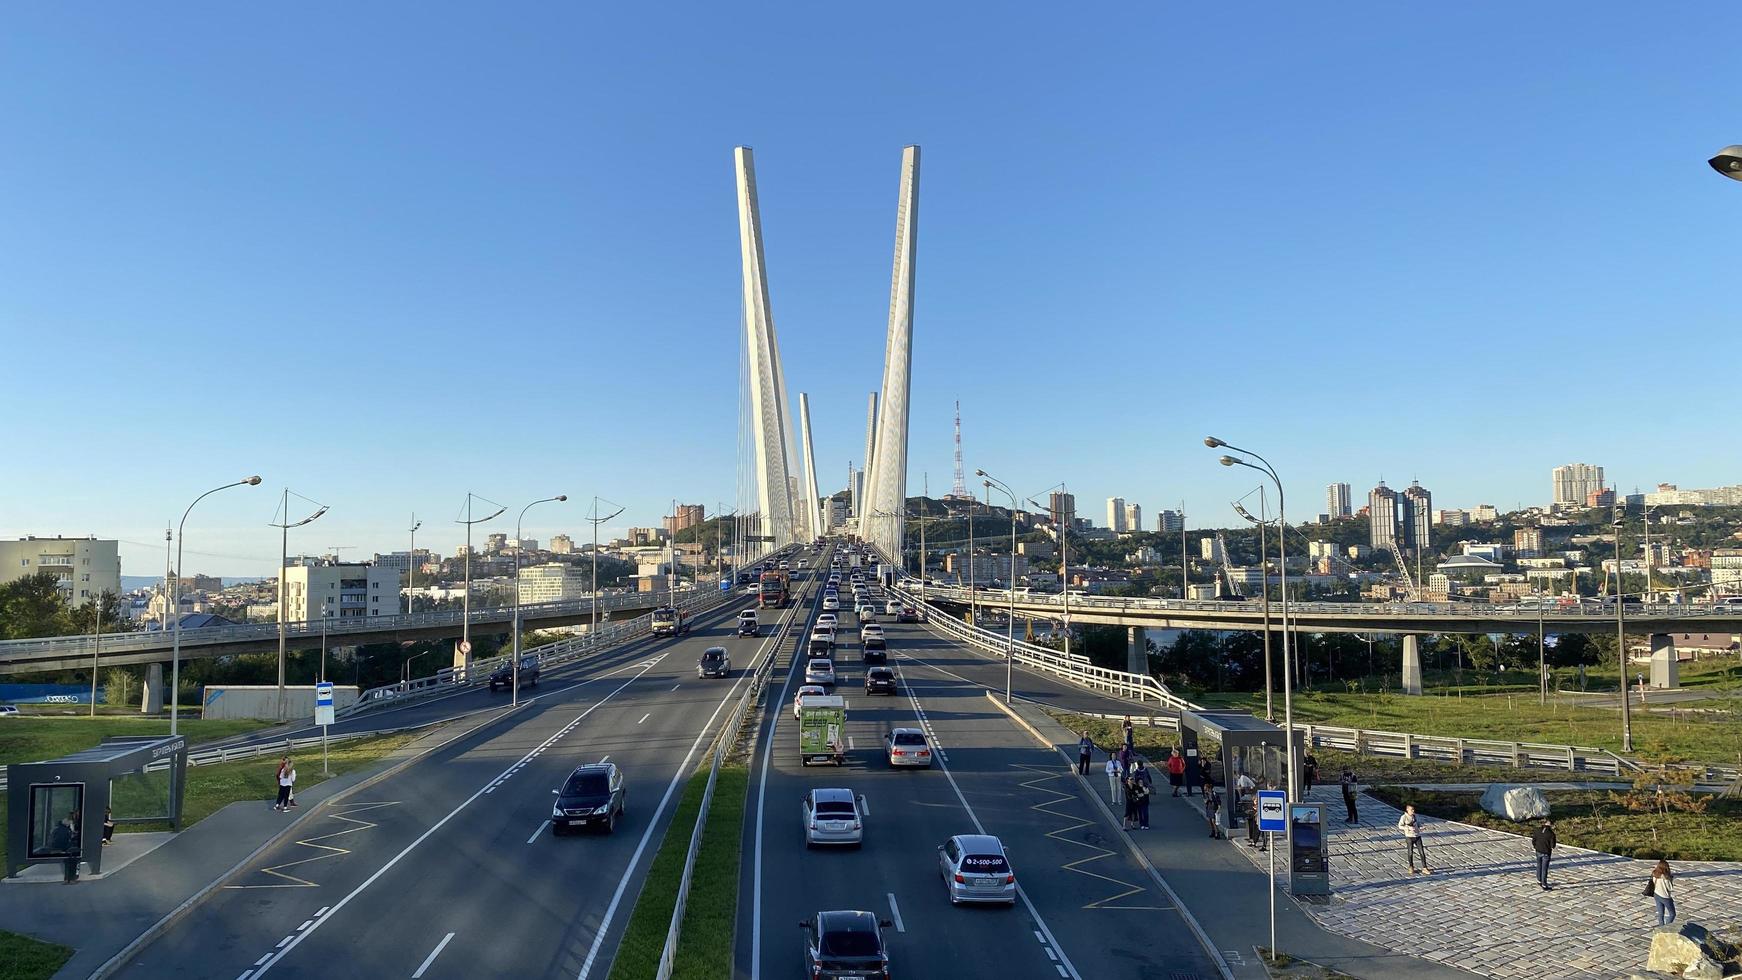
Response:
[4, 4, 1740, 577]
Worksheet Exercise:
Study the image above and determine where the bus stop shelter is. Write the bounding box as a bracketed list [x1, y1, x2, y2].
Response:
[1178, 709, 1301, 833]
[5, 735, 187, 878]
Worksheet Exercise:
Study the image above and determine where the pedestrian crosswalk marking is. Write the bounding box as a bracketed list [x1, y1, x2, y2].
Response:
[223, 802, 399, 889]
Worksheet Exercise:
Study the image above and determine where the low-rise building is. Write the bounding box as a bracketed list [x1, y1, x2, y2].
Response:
[0, 536, 121, 607]
[518, 562, 590, 604]
[280, 559, 399, 622]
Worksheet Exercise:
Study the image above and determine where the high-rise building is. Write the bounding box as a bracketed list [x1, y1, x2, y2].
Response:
[0, 536, 121, 607]
[508, 537, 538, 554]
[1586, 488, 1616, 509]
[1124, 502, 1141, 533]
[280, 559, 398, 622]
[485, 533, 508, 553]
[517, 562, 590, 604]
[1368, 482, 1400, 553]
[1106, 497, 1127, 532]
[1472, 504, 1500, 522]
[1156, 510, 1184, 534]
[1552, 464, 1605, 508]
[1401, 481, 1432, 555]
[627, 527, 667, 546]
[549, 534, 576, 555]
[1048, 492, 1076, 528]
[663, 504, 706, 535]
[1513, 527, 1543, 559]
[1200, 537, 1227, 562]
[1326, 483, 1352, 519]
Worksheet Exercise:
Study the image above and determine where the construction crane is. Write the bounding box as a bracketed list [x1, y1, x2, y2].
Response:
[1212, 531, 1243, 598]
[1390, 544, 1420, 601]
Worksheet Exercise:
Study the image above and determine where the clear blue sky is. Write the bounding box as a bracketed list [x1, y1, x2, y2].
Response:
[4, 4, 1740, 578]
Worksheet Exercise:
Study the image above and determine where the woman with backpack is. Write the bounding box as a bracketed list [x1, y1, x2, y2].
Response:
[1648, 861, 1676, 926]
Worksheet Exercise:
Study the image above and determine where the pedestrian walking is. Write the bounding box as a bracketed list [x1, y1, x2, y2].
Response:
[1077, 731, 1095, 775]
[1245, 793, 1266, 850]
[102, 807, 115, 845]
[1340, 769, 1359, 823]
[1133, 761, 1154, 829]
[50, 815, 79, 883]
[1303, 752, 1320, 792]
[1235, 770, 1256, 813]
[1166, 749, 1185, 797]
[1122, 775, 1140, 829]
[1647, 860, 1676, 926]
[1530, 819, 1556, 890]
[274, 756, 296, 812]
[1397, 803, 1432, 874]
[1121, 717, 1135, 755]
[1105, 754, 1124, 807]
[1205, 786, 1224, 838]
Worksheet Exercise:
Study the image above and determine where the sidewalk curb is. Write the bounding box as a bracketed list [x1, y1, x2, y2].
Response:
[1003, 698, 1237, 980]
[84, 704, 517, 980]
[984, 691, 1051, 748]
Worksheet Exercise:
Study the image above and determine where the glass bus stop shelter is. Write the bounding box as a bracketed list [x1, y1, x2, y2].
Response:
[5, 735, 188, 878]
[1178, 709, 1301, 833]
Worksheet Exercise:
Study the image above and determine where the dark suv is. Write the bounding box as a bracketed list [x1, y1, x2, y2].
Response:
[864, 666, 896, 695]
[551, 763, 625, 835]
[488, 655, 540, 691]
[800, 910, 893, 979]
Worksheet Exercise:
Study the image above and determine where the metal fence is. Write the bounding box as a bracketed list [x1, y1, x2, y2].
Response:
[656, 558, 812, 980]
[0, 727, 397, 796]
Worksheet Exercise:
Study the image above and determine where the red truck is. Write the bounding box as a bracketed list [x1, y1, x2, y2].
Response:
[759, 569, 790, 608]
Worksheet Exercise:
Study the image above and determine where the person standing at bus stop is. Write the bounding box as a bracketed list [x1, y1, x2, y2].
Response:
[1076, 731, 1095, 775]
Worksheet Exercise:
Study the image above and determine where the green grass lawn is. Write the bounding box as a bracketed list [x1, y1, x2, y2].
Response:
[674, 765, 748, 980]
[1182, 687, 1742, 766]
[609, 766, 709, 980]
[0, 930, 73, 980]
[1369, 786, 1742, 861]
[0, 716, 273, 767]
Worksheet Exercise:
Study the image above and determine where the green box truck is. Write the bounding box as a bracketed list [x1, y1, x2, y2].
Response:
[798, 695, 847, 766]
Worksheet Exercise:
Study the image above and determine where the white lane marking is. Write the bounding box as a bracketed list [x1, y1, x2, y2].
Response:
[598, 756, 609, 764]
[315, 907, 329, 916]
[897, 666, 1084, 980]
[236, 972, 254, 980]
[672, 683, 681, 691]
[275, 936, 292, 949]
[527, 820, 550, 844]
[858, 796, 869, 816]
[254, 953, 272, 966]
[249, 659, 663, 977]
[637, 713, 651, 725]
[575, 647, 769, 980]
[296, 920, 312, 931]
[411, 932, 455, 978]
[886, 893, 905, 933]
[1056, 966, 1069, 978]
[847, 736, 855, 751]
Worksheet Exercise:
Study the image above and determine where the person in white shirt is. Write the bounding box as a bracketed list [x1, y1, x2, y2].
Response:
[1105, 755, 1124, 806]
[1397, 804, 1432, 874]
[274, 757, 297, 812]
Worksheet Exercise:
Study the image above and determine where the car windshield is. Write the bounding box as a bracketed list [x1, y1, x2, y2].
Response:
[962, 853, 1010, 873]
[815, 801, 856, 816]
[869, 669, 893, 679]
[893, 732, 926, 746]
[808, 661, 831, 671]
[702, 651, 723, 662]
[562, 773, 609, 796]
[819, 927, 881, 957]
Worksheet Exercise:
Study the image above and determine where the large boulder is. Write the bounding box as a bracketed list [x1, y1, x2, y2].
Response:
[1478, 784, 1550, 822]
[1647, 923, 1737, 979]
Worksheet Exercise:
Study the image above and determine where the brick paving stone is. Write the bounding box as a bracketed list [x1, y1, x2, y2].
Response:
[1194, 785, 1742, 980]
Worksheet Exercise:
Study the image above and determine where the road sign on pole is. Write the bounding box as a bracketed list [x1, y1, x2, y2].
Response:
[1257, 790, 1287, 833]
[314, 682, 335, 726]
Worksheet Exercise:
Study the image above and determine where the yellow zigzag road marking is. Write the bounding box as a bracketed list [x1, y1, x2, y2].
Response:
[1012, 764, 1161, 911]
[223, 801, 400, 889]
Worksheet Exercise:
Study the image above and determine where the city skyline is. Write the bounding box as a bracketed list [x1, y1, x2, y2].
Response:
[7, 5, 1742, 575]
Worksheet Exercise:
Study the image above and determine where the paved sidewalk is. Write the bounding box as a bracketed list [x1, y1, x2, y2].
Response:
[1003, 698, 1483, 980]
[1220, 785, 1742, 980]
[0, 726, 448, 979]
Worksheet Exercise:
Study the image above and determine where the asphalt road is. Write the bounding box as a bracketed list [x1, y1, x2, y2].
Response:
[109, 561, 820, 980]
[734, 571, 1224, 980]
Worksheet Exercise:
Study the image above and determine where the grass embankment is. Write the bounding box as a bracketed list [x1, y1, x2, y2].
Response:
[0, 929, 74, 980]
[1369, 786, 1742, 861]
[1183, 685, 1742, 766]
[1041, 709, 1633, 786]
[607, 764, 750, 980]
[0, 716, 273, 767]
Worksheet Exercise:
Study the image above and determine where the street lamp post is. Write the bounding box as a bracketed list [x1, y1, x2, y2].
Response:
[171, 476, 262, 736]
[407, 515, 422, 615]
[270, 488, 329, 722]
[976, 470, 1022, 706]
[88, 593, 103, 718]
[587, 497, 626, 637]
[1613, 513, 1634, 752]
[456, 493, 507, 680]
[1233, 487, 1275, 723]
[513, 495, 568, 706]
[1024, 483, 1070, 658]
[1207, 436, 1297, 800]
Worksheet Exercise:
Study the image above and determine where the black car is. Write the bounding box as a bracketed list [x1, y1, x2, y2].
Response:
[864, 666, 897, 695]
[488, 655, 540, 691]
[737, 611, 760, 637]
[698, 646, 731, 678]
[551, 763, 625, 834]
[800, 910, 893, 980]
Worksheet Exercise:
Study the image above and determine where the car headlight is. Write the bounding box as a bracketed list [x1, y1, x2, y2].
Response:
[552, 804, 564, 818]
[594, 804, 612, 815]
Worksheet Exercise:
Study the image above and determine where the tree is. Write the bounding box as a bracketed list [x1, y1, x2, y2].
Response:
[103, 667, 138, 707]
[0, 572, 74, 639]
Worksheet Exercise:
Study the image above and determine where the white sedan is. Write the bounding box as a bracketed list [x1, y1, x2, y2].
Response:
[792, 684, 827, 719]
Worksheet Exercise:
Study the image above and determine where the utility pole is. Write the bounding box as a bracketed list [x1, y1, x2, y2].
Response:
[1180, 499, 1188, 600]
[407, 515, 422, 615]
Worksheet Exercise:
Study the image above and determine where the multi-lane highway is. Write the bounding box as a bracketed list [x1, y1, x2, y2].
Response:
[109, 570, 817, 980]
[734, 553, 1224, 980]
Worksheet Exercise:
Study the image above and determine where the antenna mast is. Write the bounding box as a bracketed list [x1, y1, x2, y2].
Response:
[949, 400, 968, 500]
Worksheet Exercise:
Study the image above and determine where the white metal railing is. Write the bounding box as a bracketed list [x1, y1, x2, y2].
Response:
[656, 555, 814, 979]
[0, 727, 399, 795]
[893, 586, 1198, 711]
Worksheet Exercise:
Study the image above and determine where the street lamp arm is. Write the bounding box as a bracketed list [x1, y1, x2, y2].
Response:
[182, 477, 261, 534]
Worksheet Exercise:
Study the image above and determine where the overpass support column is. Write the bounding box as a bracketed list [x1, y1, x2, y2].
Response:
[1401, 635, 1423, 696]
[1649, 633, 1680, 690]
[141, 663, 165, 714]
[1127, 627, 1147, 675]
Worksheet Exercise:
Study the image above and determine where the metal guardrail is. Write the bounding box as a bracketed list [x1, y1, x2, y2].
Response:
[345, 585, 741, 716]
[656, 555, 812, 980]
[916, 584, 1742, 624]
[0, 583, 741, 666]
[894, 587, 1199, 711]
[0, 727, 393, 796]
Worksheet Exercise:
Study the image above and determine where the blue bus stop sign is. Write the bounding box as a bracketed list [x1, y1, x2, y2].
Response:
[1257, 789, 1287, 834]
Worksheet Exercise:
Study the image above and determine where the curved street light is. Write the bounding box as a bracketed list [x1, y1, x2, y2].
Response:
[456, 493, 508, 678]
[269, 489, 330, 722]
[976, 469, 1022, 706]
[1708, 145, 1742, 181]
[1206, 435, 1297, 800]
[512, 495, 568, 706]
[171, 476, 262, 735]
[1232, 488, 1276, 722]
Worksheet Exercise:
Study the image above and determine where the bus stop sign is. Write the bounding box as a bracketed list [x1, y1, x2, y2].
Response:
[314, 682, 335, 726]
[1257, 789, 1287, 833]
